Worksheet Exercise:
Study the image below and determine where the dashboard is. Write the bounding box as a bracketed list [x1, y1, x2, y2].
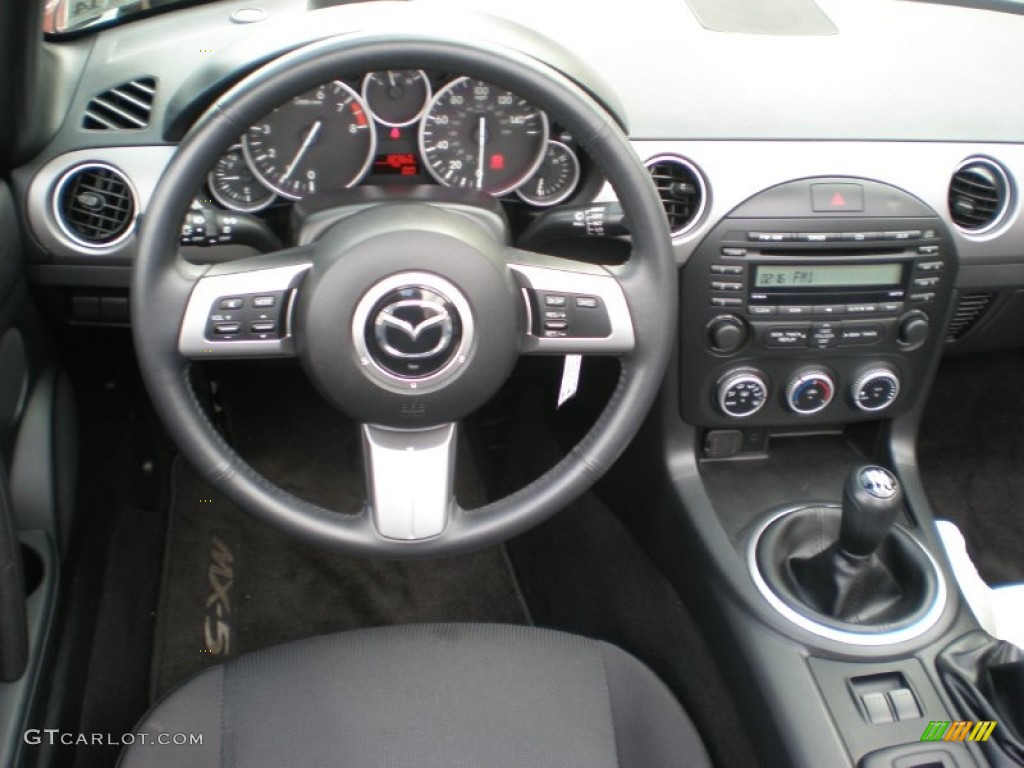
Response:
[13, 0, 1024, 416]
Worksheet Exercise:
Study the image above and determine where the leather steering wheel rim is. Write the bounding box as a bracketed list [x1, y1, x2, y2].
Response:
[131, 31, 677, 558]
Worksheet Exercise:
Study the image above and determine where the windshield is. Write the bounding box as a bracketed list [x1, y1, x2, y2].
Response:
[43, 0, 203, 36]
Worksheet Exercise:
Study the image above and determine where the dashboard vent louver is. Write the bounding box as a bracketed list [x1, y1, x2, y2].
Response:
[645, 155, 707, 235]
[82, 77, 156, 130]
[53, 164, 136, 248]
[948, 158, 1011, 234]
[946, 292, 994, 343]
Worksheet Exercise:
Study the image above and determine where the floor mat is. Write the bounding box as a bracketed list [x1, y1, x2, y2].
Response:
[151, 363, 528, 698]
[918, 352, 1024, 585]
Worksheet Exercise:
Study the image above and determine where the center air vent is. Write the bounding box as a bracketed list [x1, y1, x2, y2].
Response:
[948, 158, 1011, 234]
[82, 77, 156, 130]
[53, 164, 137, 248]
[645, 155, 707, 236]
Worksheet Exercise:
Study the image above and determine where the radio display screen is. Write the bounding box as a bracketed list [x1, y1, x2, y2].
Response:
[754, 263, 902, 289]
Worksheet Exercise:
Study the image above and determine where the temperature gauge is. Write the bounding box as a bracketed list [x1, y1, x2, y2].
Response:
[516, 140, 580, 207]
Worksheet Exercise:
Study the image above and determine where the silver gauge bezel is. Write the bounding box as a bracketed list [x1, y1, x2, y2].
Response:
[418, 76, 550, 197]
[361, 69, 432, 128]
[516, 140, 581, 207]
[206, 144, 276, 213]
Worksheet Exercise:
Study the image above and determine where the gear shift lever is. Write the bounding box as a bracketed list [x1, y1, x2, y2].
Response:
[839, 466, 903, 559]
[788, 464, 905, 621]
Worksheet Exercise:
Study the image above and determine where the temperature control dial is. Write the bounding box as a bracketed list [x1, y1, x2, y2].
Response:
[785, 368, 835, 415]
[852, 368, 901, 412]
[716, 368, 768, 418]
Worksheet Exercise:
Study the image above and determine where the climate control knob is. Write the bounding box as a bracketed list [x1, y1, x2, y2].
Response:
[716, 368, 768, 418]
[785, 368, 835, 415]
[706, 314, 748, 354]
[851, 367, 901, 412]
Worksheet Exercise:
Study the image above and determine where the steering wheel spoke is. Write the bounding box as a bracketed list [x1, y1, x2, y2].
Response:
[178, 247, 314, 359]
[361, 422, 457, 541]
[506, 247, 635, 356]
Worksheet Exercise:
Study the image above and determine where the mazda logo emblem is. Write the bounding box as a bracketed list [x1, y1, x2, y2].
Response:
[374, 299, 454, 359]
[364, 286, 463, 379]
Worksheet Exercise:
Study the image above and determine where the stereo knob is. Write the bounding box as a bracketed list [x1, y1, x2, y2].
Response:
[852, 368, 901, 412]
[716, 368, 768, 418]
[897, 311, 930, 348]
[707, 315, 748, 354]
[785, 368, 835, 415]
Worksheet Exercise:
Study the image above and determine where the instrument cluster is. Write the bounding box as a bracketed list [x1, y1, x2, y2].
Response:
[205, 69, 584, 214]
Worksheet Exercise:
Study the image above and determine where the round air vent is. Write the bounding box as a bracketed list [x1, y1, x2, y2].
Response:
[644, 155, 708, 236]
[52, 163, 137, 248]
[948, 157, 1011, 234]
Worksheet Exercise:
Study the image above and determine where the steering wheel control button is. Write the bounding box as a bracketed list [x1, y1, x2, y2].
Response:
[785, 369, 835, 415]
[527, 290, 610, 339]
[716, 368, 768, 418]
[852, 368, 901, 412]
[205, 290, 288, 341]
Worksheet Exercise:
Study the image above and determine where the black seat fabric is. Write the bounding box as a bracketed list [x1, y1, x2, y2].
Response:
[119, 623, 712, 768]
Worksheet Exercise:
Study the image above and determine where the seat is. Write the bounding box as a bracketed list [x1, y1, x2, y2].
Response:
[119, 623, 712, 768]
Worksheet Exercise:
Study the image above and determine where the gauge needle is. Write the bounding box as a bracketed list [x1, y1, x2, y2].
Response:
[387, 70, 396, 87]
[282, 120, 322, 181]
[476, 116, 486, 190]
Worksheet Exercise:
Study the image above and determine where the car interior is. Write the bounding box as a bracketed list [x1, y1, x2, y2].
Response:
[1, 0, 1023, 766]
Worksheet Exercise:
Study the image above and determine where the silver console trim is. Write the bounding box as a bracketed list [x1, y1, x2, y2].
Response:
[747, 504, 948, 646]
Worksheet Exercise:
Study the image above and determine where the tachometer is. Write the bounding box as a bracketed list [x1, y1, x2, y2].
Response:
[207, 144, 276, 212]
[419, 77, 548, 196]
[243, 81, 375, 200]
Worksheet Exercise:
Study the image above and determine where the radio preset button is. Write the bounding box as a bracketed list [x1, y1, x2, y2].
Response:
[916, 260, 943, 271]
[711, 297, 743, 307]
[778, 305, 812, 316]
[814, 304, 846, 316]
[839, 323, 883, 346]
[764, 326, 810, 347]
[846, 303, 878, 315]
[909, 292, 936, 304]
[917, 245, 940, 255]
[840, 232, 880, 243]
[879, 302, 905, 314]
[882, 230, 922, 241]
[719, 249, 748, 259]
[711, 281, 743, 292]
[748, 232, 795, 243]
[748, 305, 777, 316]
[711, 263, 745, 273]
[797, 232, 838, 243]
[912, 277, 940, 288]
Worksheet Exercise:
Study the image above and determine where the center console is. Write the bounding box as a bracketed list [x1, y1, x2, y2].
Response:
[679, 178, 956, 437]
[622, 177, 1012, 768]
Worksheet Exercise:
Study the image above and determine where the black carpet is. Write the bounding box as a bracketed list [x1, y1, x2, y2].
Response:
[151, 362, 528, 698]
[918, 351, 1024, 585]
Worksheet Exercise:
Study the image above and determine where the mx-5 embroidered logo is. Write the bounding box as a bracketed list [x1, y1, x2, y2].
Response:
[920, 720, 997, 742]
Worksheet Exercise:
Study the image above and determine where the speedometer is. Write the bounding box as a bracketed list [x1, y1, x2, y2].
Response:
[419, 77, 549, 196]
[243, 80, 375, 200]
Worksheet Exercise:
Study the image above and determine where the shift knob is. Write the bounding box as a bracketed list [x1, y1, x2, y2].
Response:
[839, 466, 903, 559]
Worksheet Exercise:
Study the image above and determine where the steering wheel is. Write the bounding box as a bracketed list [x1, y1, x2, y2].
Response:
[132, 29, 676, 557]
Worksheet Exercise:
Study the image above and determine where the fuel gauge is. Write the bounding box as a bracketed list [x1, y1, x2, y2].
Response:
[516, 140, 580, 207]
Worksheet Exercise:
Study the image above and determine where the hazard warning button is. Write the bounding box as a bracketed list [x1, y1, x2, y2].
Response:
[811, 183, 864, 212]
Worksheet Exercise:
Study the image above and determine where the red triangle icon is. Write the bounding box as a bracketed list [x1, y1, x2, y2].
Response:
[831, 192, 846, 207]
